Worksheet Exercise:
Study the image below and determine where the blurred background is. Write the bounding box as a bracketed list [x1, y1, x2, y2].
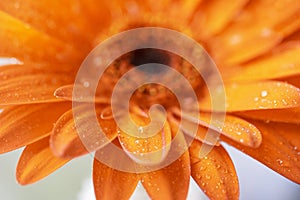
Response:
[0, 143, 299, 200]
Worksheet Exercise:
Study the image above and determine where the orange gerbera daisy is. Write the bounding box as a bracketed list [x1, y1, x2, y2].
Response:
[1, 0, 300, 199]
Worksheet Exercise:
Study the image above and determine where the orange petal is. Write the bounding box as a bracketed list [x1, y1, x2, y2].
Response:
[0, 11, 82, 64]
[118, 114, 172, 165]
[208, 0, 300, 65]
[173, 109, 262, 147]
[51, 105, 117, 158]
[0, 102, 70, 153]
[0, 66, 74, 105]
[93, 158, 139, 200]
[16, 137, 70, 185]
[0, 0, 111, 51]
[172, 0, 203, 22]
[141, 150, 190, 200]
[190, 141, 239, 200]
[200, 81, 300, 111]
[54, 84, 110, 103]
[175, 117, 220, 146]
[228, 42, 300, 82]
[225, 120, 300, 184]
[237, 106, 300, 124]
[201, 113, 262, 148]
[191, 0, 249, 39]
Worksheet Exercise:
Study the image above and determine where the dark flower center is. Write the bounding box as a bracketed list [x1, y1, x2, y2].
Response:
[130, 48, 171, 74]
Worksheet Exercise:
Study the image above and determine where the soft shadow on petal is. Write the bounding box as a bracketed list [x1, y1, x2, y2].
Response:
[224, 120, 300, 184]
[141, 150, 190, 200]
[0, 102, 70, 153]
[190, 141, 239, 200]
[93, 158, 139, 200]
[236, 106, 300, 124]
[16, 137, 70, 185]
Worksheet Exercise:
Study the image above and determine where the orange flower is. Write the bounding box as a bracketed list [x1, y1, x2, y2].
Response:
[1, 0, 300, 199]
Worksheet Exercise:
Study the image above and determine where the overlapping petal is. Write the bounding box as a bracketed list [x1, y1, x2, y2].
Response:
[17, 137, 70, 185]
[0, 0, 112, 50]
[191, 0, 249, 39]
[190, 141, 239, 200]
[141, 150, 190, 200]
[0, 11, 83, 64]
[208, 0, 300, 65]
[93, 158, 139, 200]
[51, 105, 117, 158]
[54, 84, 110, 104]
[0, 66, 74, 105]
[228, 42, 300, 82]
[236, 106, 300, 124]
[118, 114, 172, 165]
[200, 81, 300, 111]
[225, 120, 300, 184]
[0, 102, 70, 153]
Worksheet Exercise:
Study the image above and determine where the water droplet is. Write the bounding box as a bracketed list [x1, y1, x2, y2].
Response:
[293, 146, 298, 151]
[83, 81, 90, 88]
[254, 97, 259, 101]
[14, 2, 20, 9]
[261, 90, 268, 97]
[93, 57, 102, 66]
[205, 175, 211, 180]
[138, 126, 144, 134]
[229, 34, 241, 45]
[276, 159, 283, 165]
[261, 27, 272, 37]
[239, 139, 244, 143]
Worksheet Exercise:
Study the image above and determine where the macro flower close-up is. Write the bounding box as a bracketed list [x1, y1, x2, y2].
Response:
[0, 0, 300, 200]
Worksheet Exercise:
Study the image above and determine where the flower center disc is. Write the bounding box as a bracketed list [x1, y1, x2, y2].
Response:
[72, 27, 226, 173]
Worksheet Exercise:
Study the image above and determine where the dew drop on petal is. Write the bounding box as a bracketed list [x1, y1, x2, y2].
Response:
[229, 34, 242, 45]
[260, 90, 268, 97]
[83, 81, 90, 88]
[93, 57, 102, 66]
[138, 126, 144, 134]
[205, 175, 211, 180]
[276, 159, 283, 166]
